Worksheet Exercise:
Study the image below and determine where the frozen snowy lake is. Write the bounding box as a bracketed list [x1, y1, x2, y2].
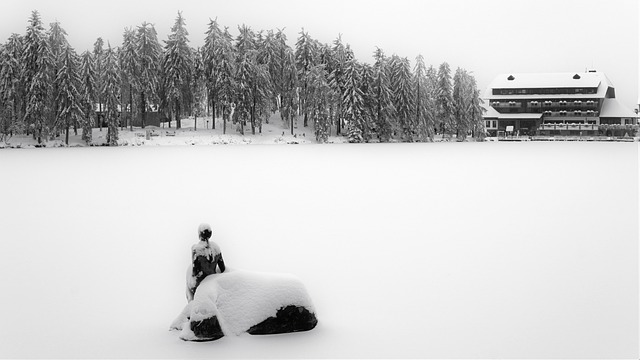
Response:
[0, 142, 637, 358]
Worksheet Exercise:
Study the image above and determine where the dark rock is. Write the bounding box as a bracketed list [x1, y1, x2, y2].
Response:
[190, 315, 224, 342]
[247, 305, 318, 335]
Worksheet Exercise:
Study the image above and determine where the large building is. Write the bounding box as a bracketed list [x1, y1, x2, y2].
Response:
[483, 71, 638, 136]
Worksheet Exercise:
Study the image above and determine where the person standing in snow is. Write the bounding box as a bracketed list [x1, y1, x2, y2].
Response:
[186, 223, 226, 302]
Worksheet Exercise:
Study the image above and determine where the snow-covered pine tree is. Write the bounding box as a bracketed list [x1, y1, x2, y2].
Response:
[358, 62, 375, 143]
[342, 57, 365, 143]
[467, 75, 486, 141]
[233, 25, 258, 135]
[280, 45, 298, 136]
[413, 55, 435, 142]
[259, 30, 281, 116]
[0, 34, 25, 139]
[93, 38, 105, 131]
[390, 55, 415, 142]
[23, 10, 54, 144]
[102, 44, 120, 146]
[191, 47, 206, 130]
[163, 12, 193, 129]
[250, 36, 273, 135]
[55, 45, 83, 145]
[426, 65, 439, 136]
[452, 67, 471, 141]
[328, 35, 348, 136]
[136, 22, 162, 129]
[371, 48, 396, 142]
[218, 27, 236, 135]
[120, 27, 138, 131]
[306, 64, 334, 143]
[234, 25, 271, 135]
[203, 18, 224, 128]
[48, 21, 70, 137]
[295, 29, 319, 128]
[78, 51, 96, 144]
[436, 62, 455, 140]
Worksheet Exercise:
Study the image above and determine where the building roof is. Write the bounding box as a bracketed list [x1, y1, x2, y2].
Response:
[600, 98, 638, 118]
[488, 71, 612, 90]
[483, 104, 500, 119]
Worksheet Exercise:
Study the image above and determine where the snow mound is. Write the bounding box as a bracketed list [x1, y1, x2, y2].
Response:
[171, 269, 317, 341]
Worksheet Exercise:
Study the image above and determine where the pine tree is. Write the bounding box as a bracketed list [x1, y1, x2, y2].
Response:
[218, 27, 236, 135]
[358, 63, 375, 143]
[280, 46, 298, 135]
[55, 45, 83, 145]
[120, 27, 138, 131]
[260, 30, 281, 115]
[49, 21, 69, 136]
[191, 47, 206, 130]
[0, 34, 25, 139]
[103, 44, 120, 145]
[78, 51, 96, 144]
[295, 30, 318, 128]
[203, 18, 224, 128]
[453, 67, 470, 141]
[328, 35, 348, 136]
[234, 25, 257, 135]
[250, 39, 273, 135]
[413, 55, 435, 141]
[390, 55, 415, 142]
[23, 10, 54, 144]
[467, 76, 486, 140]
[436, 62, 454, 140]
[306, 64, 334, 143]
[371, 48, 395, 142]
[136, 22, 162, 129]
[163, 12, 193, 129]
[342, 57, 365, 143]
[93, 37, 105, 131]
[426, 65, 439, 137]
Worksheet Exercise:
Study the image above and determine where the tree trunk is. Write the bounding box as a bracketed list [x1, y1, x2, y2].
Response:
[129, 84, 133, 131]
[65, 125, 69, 145]
[99, 102, 103, 131]
[140, 91, 146, 129]
[223, 105, 227, 135]
[212, 97, 216, 130]
[176, 100, 181, 129]
[251, 97, 256, 135]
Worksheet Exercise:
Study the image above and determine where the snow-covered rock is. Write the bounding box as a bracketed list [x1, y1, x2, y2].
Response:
[171, 269, 317, 341]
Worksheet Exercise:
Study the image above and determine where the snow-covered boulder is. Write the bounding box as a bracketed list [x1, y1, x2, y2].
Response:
[171, 269, 317, 341]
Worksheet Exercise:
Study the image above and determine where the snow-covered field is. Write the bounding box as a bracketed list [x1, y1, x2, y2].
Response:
[0, 142, 637, 358]
[0, 115, 347, 148]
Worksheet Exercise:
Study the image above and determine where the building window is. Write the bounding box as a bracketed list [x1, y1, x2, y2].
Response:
[574, 111, 582, 116]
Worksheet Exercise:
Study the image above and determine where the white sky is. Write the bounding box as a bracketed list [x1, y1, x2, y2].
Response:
[0, 0, 638, 110]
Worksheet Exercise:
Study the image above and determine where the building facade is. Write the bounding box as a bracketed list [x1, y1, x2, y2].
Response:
[483, 71, 638, 136]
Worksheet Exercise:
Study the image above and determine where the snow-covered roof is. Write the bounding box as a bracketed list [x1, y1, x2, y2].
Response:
[483, 105, 500, 119]
[600, 98, 638, 118]
[489, 71, 612, 90]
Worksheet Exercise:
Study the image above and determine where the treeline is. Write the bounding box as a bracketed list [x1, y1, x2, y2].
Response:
[0, 10, 486, 145]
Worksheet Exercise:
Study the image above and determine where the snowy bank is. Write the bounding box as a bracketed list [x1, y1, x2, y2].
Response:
[171, 269, 317, 341]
